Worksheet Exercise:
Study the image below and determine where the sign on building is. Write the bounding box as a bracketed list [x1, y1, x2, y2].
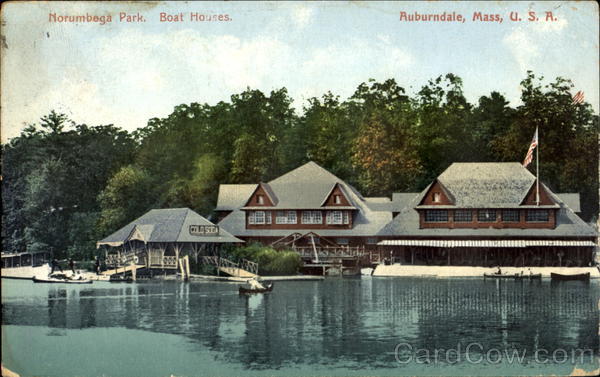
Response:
[189, 225, 219, 236]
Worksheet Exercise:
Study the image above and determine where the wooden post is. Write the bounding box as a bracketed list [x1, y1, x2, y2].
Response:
[185, 255, 190, 280]
[131, 262, 137, 281]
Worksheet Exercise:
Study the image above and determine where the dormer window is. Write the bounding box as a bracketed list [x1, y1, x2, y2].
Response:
[257, 195, 264, 205]
[433, 192, 441, 203]
[334, 195, 341, 204]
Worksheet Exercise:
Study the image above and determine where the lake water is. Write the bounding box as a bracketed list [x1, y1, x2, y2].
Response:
[2, 277, 599, 376]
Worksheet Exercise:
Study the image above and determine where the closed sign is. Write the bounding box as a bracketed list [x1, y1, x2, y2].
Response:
[189, 225, 219, 236]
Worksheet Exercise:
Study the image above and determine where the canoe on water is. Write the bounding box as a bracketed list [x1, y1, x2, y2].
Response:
[483, 273, 523, 279]
[239, 283, 274, 294]
[550, 272, 590, 281]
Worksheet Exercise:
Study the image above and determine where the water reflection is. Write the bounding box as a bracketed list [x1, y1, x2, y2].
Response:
[2, 278, 598, 370]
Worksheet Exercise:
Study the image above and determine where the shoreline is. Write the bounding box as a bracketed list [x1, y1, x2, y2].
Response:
[373, 265, 600, 278]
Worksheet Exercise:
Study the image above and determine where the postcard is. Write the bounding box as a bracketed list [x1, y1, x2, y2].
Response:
[1, 1, 599, 376]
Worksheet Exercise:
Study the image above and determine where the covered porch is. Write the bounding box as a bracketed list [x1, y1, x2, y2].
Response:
[377, 239, 596, 267]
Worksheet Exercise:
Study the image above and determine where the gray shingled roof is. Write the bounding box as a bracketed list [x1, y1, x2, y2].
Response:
[364, 197, 392, 212]
[434, 162, 535, 208]
[265, 162, 358, 208]
[98, 208, 243, 245]
[378, 184, 597, 238]
[215, 184, 257, 211]
[556, 193, 580, 213]
[217, 162, 392, 237]
[391, 193, 419, 212]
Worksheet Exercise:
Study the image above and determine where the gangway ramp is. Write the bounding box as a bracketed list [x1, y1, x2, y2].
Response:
[100, 264, 144, 276]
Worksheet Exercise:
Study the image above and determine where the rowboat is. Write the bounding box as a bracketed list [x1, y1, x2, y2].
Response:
[483, 273, 523, 279]
[109, 275, 133, 283]
[550, 272, 590, 281]
[33, 275, 93, 284]
[239, 283, 273, 294]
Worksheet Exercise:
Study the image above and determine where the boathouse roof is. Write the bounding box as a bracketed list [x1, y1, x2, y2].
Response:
[216, 161, 392, 237]
[97, 208, 243, 247]
[430, 162, 537, 208]
[378, 163, 596, 238]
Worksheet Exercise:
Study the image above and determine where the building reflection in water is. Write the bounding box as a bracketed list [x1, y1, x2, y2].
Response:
[2, 279, 598, 369]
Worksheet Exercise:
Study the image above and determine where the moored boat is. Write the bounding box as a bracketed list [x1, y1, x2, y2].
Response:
[2, 252, 51, 279]
[550, 272, 590, 281]
[33, 275, 93, 284]
[239, 283, 273, 294]
[483, 273, 523, 279]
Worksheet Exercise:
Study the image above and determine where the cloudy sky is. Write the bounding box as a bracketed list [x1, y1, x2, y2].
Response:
[2, 1, 598, 142]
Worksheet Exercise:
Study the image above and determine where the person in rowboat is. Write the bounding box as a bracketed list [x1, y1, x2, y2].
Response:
[247, 277, 265, 290]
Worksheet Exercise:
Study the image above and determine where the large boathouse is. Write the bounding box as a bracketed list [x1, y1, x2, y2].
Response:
[377, 163, 597, 267]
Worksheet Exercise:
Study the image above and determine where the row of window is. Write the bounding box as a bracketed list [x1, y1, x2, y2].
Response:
[424, 209, 550, 223]
[248, 210, 351, 225]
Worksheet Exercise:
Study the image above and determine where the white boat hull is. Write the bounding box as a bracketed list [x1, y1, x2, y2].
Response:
[1, 264, 51, 279]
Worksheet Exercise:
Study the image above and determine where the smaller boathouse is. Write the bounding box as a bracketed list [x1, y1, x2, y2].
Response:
[97, 208, 243, 274]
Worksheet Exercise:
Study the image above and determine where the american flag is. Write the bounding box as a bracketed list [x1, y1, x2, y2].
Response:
[572, 91, 584, 104]
[522, 127, 538, 168]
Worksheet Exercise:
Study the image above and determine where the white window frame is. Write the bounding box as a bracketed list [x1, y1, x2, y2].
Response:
[302, 211, 322, 224]
[275, 211, 297, 224]
[424, 210, 448, 223]
[526, 210, 549, 223]
[253, 211, 266, 224]
[433, 192, 441, 203]
[343, 211, 350, 224]
[287, 210, 297, 224]
[327, 210, 343, 225]
[257, 195, 264, 205]
[334, 195, 342, 204]
[275, 211, 287, 224]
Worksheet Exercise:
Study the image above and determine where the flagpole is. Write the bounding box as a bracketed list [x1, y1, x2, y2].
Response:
[536, 127, 540, 206]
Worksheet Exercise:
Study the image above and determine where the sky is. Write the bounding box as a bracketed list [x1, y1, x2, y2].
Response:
[1, 1, 598, 143]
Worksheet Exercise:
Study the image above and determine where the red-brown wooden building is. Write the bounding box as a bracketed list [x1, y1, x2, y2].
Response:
[377, 163, 597, 267]
[215, 161, 392, 253]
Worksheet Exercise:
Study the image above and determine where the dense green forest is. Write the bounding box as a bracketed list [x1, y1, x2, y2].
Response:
[2, 72, 598, 259]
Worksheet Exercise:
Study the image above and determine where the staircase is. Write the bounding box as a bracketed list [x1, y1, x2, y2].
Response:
[202, 256, 258, 278]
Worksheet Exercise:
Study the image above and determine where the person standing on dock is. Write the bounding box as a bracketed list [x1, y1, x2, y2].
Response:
[69, 258, 75, 274]
[50, 258, 63, 274]
[95, 257, 101, 275]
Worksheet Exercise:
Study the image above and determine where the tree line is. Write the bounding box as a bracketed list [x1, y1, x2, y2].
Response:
[2, 72, 598, 259]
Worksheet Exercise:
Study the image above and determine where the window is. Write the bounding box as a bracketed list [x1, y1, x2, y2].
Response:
[334, 195, 342, 204]
[276, 211, 297, 224]
[478, 209, 496, 222]
[302, 211, 322, 224]
[343, 211, 350, 224]
[502, 210, 520, 222]
[257, 195, 264, 205]
[327, 210, 343, 224]
[424, 210, 448, 222]
[249, 211, 266, 224]
[454, 210, 472, 222]
[526, 210, 549, 222]
[366, 237, 378, 245]
[433, 192, 441, 203]
[336, 238, 349, 245]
